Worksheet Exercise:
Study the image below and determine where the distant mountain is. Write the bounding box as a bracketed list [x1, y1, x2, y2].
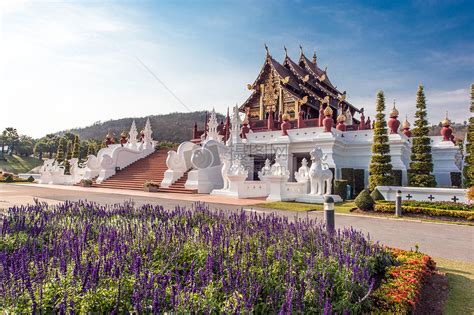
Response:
[58, 111, 225, 143]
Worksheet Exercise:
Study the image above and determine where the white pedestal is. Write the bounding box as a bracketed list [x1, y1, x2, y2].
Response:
[295, 194, 343, 204]
[262, 174, 290, 201]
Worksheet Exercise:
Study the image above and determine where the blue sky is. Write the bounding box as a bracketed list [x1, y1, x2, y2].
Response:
[1, 0, 473, 137]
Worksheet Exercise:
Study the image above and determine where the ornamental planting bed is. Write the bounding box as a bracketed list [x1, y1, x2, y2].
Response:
[1, 201, 438, 313]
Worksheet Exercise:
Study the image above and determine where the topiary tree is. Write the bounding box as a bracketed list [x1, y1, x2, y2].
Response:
[56, 138, 65, 163]
[72, 135, 80, 159]
[369, 91, 393, 191]
[64, 140, 73, 175]
[463, 84, 474, 187]
[370, 188, 385, 201]
[408, 85, 437, 187]
[355, 189, 375, 211]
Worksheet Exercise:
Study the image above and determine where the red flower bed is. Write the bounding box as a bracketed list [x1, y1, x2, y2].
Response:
[372, 248, 436, 313]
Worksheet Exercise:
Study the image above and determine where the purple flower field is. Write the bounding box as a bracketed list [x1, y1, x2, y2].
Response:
[0, 201, 393, 313]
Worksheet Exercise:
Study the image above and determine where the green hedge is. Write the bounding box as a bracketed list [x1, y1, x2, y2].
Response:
[374, 204, 474, 221]
[403, 201, 473, 211]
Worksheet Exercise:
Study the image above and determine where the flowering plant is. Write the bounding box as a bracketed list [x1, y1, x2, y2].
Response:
[0, 201, 395, 313]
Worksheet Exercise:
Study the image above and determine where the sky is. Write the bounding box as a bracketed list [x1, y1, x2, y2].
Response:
[0, 0, 473, 138]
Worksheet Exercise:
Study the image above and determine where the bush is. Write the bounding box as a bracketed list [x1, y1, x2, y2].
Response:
[467, 187, 474, 203]
[370, 188, 385, 201]
[334, 180, 348, 200]
[80, 179, 93, 187]
[27, 176, 35, 182]
[371, 248, 435, 313]
[403, 200, 473, 211]
[4, 175, 14, 183]
[355, 189, 375, 211]
[374, 204, 474, 220]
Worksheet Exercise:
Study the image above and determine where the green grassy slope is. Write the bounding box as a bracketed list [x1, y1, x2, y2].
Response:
[0, 155, 43, 174]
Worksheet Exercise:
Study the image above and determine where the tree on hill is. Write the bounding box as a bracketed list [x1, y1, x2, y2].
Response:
[369, 91, 393, 191]
[463, 84, 474, 187]
[408, 85, 437, 187]
[2, 128, 19, 156]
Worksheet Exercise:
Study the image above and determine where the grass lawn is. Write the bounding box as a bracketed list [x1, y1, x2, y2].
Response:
[0, 155, 43, 174]
[256, 201, 356, 213]
[435, 258, 474, 314]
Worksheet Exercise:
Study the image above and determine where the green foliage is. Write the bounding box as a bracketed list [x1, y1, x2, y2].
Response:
[370, 189, 385, 201]
[374, 204, 474, 220]
[463, 84, 474, 187]
[72, 135, 80, 159]
[56, 138, 65, 163]
[334, 180, 348, 200]
[355, 189, 375, 211]
[0, 155, 43, 175]
[408, 85, 437, 187]
[4, 174, 14, 182]
[369, 91, 393, 191]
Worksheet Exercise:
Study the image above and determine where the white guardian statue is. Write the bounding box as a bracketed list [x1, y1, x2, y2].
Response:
[309, 148, 333, 195]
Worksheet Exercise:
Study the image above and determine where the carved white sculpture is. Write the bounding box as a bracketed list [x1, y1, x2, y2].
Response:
[294, 158, 310, 183]
[345, 108, 353, 126]
[206, 108, 223, 143]
[128, 120, 138, 148]
[220, 153, 231, 190]
[309, 148, 333, 195]
[142, 118, 153, 149]
[228, 158, 248, 176]
[228, 104, 242, 146]
[269, 153, 289, 176]
[258, 158, 272, 180]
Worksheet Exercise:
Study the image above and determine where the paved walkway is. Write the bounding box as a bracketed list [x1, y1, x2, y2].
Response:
[1, 183, 473, 262]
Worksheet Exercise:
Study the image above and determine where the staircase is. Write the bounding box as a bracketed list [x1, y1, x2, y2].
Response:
[92, 149, 197, 193]
[157, 171, 197, 194]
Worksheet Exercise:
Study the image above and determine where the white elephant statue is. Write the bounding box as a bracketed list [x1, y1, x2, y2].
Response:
[309, 148, 333, 195]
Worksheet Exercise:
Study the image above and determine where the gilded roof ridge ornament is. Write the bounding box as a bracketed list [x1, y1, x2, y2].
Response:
[312, 50, 317, 64]
[284, 45, 288, 58]
[299, 44, 304, 56]
[264, 43, 269, 56]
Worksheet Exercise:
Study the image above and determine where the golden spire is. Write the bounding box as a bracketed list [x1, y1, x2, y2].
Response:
[299, 44, 304, 56]
[441, 111, 451, 126]
[284, 45, 288, 58]
[401, 115, 410, 129]
[312, 50, 317, 64]
[337, 112, 346, 123]
[264, 43, 269, 56]
[389, 98, 399, 117]
[120, 130, 127, 137]
[323, 105, 333, 117]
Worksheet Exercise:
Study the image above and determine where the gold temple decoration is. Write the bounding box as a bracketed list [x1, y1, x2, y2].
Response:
[282, 112, 291, 121]
[322, 95, 330, 105]
[337, 112, 346, 123]
[247, 84, 253, 90]
[323, 105, 333, 117]
[303, 74, 310, 82]
[120, 131, 127, 137]
[280, 76, 290, 84]
[389, 99, 399, 117]
[441, 111, 451, 126]
[401, 115, 410, 129]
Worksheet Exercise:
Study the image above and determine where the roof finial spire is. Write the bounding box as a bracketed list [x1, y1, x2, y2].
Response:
[312, 50, 317, 64]
[284, 45, 288, 58]
[264, 43, 269, 56]
[299, 44, 304, 55]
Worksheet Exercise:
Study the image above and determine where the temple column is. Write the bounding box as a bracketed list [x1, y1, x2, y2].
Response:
[259, 84, 265, 120]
